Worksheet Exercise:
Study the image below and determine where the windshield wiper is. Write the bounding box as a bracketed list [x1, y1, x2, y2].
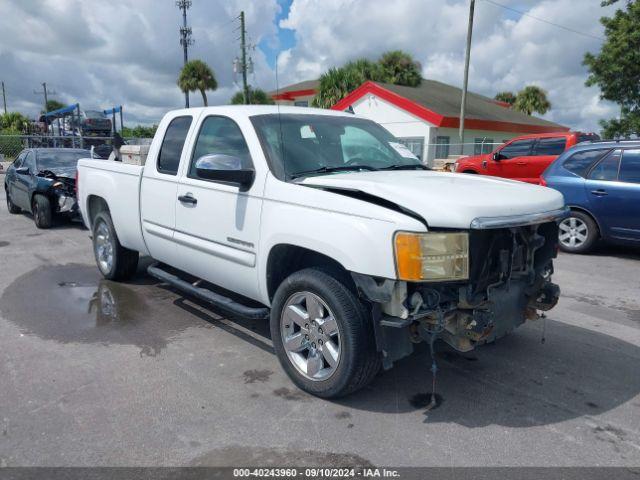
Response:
[379, 164, 430, 171]
[290, 165, 378, 179]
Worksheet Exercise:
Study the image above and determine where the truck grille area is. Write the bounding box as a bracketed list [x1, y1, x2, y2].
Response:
[468, 221, 558, 295]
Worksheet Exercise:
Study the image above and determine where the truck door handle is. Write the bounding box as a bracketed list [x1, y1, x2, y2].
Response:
[516, 161, 527, 166]
[591, 189, 608, 196]
[178, 194, 197, 205]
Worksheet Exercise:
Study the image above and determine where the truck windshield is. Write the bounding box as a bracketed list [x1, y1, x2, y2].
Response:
[251, 114, 425, 180]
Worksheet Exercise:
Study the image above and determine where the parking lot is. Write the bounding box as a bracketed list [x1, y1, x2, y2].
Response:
[0, 183, 639, 468]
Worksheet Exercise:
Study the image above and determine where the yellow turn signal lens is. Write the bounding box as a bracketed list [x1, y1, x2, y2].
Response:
[395, 232, 424, 281]
[394, 232, 469, 282]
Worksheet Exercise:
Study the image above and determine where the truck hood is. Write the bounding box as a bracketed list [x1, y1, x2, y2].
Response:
[300, 170, 564, 229]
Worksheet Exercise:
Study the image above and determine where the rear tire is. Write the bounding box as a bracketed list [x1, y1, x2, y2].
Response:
[92, 211, 139, 281]
[270, 268, 380, 399]
[558, 210, 598, 254]
[6, 190, 20, 214]
[32, 194, 52, 229]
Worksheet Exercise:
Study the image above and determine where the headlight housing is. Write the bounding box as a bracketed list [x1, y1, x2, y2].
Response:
[394, 231, 469, 282]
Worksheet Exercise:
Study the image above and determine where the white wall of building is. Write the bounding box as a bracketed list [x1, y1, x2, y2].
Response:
[348, 94, 435, 165]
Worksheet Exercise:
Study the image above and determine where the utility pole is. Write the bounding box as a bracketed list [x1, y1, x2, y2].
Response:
[239, 11, 250, 104]
[1, 81, 6, 114]
[33, 82, 57, 113]
[177, 0, 194, 108]
[459, 0, 475, 155]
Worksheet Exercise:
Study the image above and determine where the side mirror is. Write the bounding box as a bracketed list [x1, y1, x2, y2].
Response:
[195, 154, 254, 189]
[492, 152, 502, 161]
[15, 166, 30, 175]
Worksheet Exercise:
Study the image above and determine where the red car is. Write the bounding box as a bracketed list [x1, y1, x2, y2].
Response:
[453, 132, 599, 184]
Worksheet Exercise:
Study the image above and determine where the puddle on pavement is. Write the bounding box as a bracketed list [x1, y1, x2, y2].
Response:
[190, 445, 373, 467]
[0, 264, 208, 356]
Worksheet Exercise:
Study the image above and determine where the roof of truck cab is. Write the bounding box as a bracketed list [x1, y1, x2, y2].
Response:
[168, 105, 358, 118]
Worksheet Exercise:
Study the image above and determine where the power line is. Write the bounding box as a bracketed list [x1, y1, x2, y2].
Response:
[482, 0, 604, 41]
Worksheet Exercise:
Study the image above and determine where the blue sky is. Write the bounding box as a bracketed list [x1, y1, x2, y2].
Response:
[259, 0, 295, 68]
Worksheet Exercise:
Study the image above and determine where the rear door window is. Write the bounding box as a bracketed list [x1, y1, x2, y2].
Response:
[533, 137, 566, 156]
[588, 149, 621, 181]
[619, 149, 640, 184]
[499, 139, 534, 159]
[563, 149, 610, 177]
[157, 116, 193, 175]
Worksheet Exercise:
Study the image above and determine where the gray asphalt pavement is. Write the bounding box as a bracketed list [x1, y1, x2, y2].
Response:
[0, 183, 639, 467]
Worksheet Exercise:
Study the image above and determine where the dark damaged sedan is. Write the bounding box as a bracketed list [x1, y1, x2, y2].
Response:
[4, 148, 90, 228]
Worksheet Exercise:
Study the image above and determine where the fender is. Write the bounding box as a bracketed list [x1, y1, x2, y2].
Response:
[80, 164, 149, 255]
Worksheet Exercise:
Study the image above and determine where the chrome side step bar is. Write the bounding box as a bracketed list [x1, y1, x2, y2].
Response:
[147, 264, 269, 320]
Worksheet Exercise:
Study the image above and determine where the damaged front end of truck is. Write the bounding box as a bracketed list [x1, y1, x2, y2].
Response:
[353, 213, 565, 370]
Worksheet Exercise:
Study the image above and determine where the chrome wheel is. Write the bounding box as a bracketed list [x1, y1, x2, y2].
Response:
[94, 221, 114, 274]
[280, 291, 341, 381]
[559, 217, 588, 248]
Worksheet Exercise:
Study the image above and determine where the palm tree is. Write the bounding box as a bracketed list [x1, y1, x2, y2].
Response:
[378, 50, 422, 87]
[0, 111, 29, 132]
[345, 58, 384, 84]
[514, 86, 551, 115]
[230, 87, 274, 105]
[312, 66, 363, 108]
[42, 99, 65, 113]
[311, 59, 383, 108]
[494, 91, 516, 106]
[177, 60, 217, 106]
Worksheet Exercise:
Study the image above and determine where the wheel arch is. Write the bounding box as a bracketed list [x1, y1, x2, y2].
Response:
[265, 244, 355, 303]
[86, 195, 110, 229]
[30, 188, 54, 214]
[566, 205, 602, 238]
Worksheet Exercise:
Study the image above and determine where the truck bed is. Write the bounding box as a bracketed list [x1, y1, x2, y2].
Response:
[77, 159, 148, 255]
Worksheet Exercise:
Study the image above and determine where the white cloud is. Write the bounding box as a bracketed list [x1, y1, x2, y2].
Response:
[0, 0, 280, 124]
[0, 0, 622, 131]
[278, 0, 619, 132]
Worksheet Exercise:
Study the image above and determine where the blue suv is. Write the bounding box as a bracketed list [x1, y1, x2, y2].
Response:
[542, 140, 640, 253]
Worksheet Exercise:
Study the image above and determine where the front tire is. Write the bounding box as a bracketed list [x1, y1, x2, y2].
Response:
[270, 268, 380, 398]
[92, 211, 139, 281]
[558, 211, 598, 253]
[32, 194, 52, 229]
[6, 189, 20, 214]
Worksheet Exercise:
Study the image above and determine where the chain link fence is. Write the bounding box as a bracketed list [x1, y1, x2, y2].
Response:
[424, 141, 504, 170]
[0, 135, 152, 163]
[427, 141, 503, 158]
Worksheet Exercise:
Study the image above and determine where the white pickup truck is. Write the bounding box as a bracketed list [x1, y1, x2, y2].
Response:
[77, 106, 566, 398]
